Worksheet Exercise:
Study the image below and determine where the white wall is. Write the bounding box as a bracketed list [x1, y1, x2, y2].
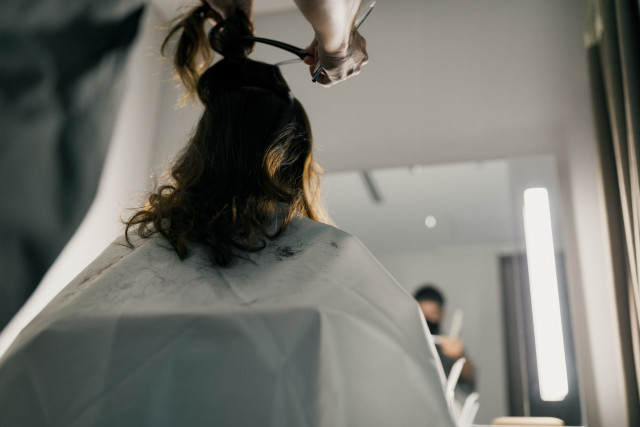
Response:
[376, 246, 508, 425]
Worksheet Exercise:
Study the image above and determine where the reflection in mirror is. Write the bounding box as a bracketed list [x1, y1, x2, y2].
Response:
[322, 154, 581, 425]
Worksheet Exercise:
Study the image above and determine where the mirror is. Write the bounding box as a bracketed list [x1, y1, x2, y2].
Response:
[322, 154, 576, 424]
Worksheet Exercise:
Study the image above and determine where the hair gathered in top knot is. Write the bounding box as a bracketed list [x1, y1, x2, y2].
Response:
[208, 11, 255, 58]
[161, 4, 254, 104]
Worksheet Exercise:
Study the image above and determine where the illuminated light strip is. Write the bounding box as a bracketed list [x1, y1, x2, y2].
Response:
[523, 187, 569, 401]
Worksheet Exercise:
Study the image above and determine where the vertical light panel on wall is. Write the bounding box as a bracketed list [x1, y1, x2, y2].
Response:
[523, 187, 569, 402]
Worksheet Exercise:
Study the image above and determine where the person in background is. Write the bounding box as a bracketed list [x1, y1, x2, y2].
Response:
[415, 284, 475, 387]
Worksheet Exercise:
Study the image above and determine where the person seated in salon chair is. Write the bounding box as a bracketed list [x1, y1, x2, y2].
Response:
[0, 3, 455, 426]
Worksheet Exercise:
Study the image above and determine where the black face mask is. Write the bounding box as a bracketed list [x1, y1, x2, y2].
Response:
[426, 320, 440, 335]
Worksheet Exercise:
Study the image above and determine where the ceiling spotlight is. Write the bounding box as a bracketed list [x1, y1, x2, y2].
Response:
[424, 215, 437, 228]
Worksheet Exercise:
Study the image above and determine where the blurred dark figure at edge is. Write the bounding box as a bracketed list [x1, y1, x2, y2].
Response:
[0, 0, 145, 328]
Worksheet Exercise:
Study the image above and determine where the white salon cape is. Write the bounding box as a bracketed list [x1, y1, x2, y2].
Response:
[0, 217, 455, 427]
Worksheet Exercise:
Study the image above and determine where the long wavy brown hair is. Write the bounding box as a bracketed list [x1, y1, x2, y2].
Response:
[125, 6, 329, 266]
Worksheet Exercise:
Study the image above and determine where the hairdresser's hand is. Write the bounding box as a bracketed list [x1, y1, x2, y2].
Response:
[203, 0, 253, 22]
[439, 335, 475, 384]
[303, 31, 368, 87]
[438, 336, 465, 360]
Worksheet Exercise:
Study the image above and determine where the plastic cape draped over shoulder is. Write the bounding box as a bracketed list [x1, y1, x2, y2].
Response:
[0, 217, 455, 427]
